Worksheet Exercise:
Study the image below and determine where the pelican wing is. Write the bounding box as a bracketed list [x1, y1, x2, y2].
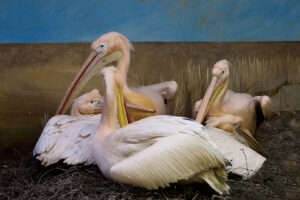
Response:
[33, 114, 101, 166]
[205, 127, 266, 179]
[107, 116, 229, 194]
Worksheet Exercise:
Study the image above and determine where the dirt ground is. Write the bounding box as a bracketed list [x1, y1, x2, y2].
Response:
[0, 111, 299, 200]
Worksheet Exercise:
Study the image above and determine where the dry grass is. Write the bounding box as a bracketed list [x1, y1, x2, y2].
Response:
[156, 55, 300, 117]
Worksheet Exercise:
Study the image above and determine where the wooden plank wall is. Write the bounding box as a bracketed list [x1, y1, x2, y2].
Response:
[0, 42, 299, 150]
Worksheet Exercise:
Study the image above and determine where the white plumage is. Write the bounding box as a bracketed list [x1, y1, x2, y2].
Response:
[92, 67, 230, 194]
[33, 112, 265, 180]
[33, 89, 107, 166]
[204, 127, 266, 179]
[94, 115, 230, 194]
[193, 60, 267, 178]
[33, 114, 106, 166]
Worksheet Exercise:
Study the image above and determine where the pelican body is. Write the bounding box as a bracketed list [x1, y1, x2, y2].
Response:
[33, 89, 105, 166]
[193, 60, 268, 178]
[34, 31, 177, 166]
[195, 60, 271, 153]
[93, 67, 230, 194]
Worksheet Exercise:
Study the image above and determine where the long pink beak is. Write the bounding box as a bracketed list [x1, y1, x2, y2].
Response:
[56, 50, 106, 115]
[56, 49, 156, 116]
[195, 76, 219, 123]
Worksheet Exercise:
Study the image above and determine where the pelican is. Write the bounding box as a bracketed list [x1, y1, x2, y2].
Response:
[92, 66, 230, 194]
[56, 32, 178, 122]
[34, 87, 138, 166]
[59, 56, 265, 179]
[35, 89, 265, 179]
[33, 31, 177, 166]
[194, 59, 271, 153]
[33, 89, 105, 166]
[70, 89, 103, 116]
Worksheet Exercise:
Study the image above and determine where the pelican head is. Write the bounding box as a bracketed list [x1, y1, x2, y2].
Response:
[91, 32, 134, 58]
[196, 60, 230, 123]
[212, 59, 230, 82]
[70, 89, 103, 116]
[56, 32, 155, 119]
[56, 32, 132, 115]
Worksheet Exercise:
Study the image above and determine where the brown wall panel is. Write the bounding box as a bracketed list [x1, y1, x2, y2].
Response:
[0, 42, 299, 149]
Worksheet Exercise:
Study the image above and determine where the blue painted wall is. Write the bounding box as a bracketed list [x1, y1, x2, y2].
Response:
[0, 0, 299, 42]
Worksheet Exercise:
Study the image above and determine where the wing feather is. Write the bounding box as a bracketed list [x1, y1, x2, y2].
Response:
[110, 134, 228, 193]
[105, 116, 229, 194]
[33, 114, 102, 166]
[205, 127, 266, 179]
[33, 115, 76, 156]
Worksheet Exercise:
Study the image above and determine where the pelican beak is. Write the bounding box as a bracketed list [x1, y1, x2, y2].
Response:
[233, 124, 267, 156]
[91, 96, 155, 116]
[196, 76, 227, 123]
[56, 50, 123, 115]
[116, 87, 129, 127]
[125, 103, 156, 113]
[93, 101, 103, 114]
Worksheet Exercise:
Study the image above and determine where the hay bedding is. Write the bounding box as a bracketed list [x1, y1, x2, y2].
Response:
[1, 111, 299, 200]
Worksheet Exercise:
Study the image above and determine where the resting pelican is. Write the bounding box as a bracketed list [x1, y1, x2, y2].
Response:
[92, 66, 229, 194]
[36, 88, 265, 179]
[34, 87, 141, 166]
[33, 89, 105, 166]
[60, 57, 265, 179]
[70, 89, 103, 116]
[56, 32, 178, 122]
[50, 56, 266, 179]
[194, 60, 271, 153]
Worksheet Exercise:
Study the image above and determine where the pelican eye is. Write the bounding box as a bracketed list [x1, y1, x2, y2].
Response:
[94, 42, 107, 53]
[221, 70, 225, 74]
[90, 100, 94, 104]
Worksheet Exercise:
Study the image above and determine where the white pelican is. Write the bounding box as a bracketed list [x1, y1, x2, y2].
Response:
[34, 31, 177, 166]
[33, 87, 141, 166]
[194, 59, 271, 153]
[35, 89, 265, 179]
[56, 32, 178, 122]
[93, 66, 230, 194]
[70, 89, 103, 116]
[59, 57, 265, 179]
[33, 89, 105, 166]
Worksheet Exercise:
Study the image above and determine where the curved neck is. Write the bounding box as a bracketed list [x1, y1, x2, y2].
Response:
[117, 45, 131, 84]
[70, 101, 82, 116]
[97, 75, 117, 136]
[114, 42, 156, 115]
[70, 107, 81, 116]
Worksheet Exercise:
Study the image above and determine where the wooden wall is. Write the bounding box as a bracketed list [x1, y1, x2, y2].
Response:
[0, 42, 299, 150]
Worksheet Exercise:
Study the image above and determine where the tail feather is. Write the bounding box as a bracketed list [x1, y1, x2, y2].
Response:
[261, 96, 272, 119]
[198, 170, 230, 195]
